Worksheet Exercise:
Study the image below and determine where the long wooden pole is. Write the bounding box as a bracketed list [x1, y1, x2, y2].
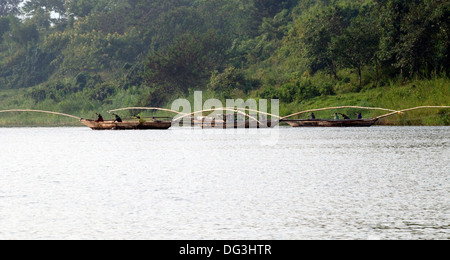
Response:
[375, 106, 450, 119]
[108, 107, 187, 115]
[224, 107, 281, 119]
[109, 106, 280, 119]
[172, 108, 263, 125]
[280, 106, 398, 120]
[0, 109, 81, 120]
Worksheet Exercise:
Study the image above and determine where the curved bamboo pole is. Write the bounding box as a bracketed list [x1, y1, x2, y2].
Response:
[376, 106, 450, 119]
[224, 107, 281, 119]
[0, 109, 81, 120]
[107, 107, 188, 115]
[172, 107, 263, 126]
[280, 106, 398, 120]
[109, 106, 280, 120]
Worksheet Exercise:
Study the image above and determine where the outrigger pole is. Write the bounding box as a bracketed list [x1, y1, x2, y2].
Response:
[0, 109, 82, 120]
[172, 107, 263, 126]
[375, 106, 450, 120]
[109, 106, 268, 125]
[280, 106, 398, 120]
[107, 107, 186, 116]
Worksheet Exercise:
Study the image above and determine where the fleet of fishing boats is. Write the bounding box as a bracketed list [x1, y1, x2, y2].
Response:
[81, 118, 378, 130]
[80, 113, 378, 130]
[1, 106, 448, 130]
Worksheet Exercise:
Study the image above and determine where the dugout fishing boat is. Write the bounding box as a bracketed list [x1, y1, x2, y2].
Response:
[80, 118, 172, 130]
[281, 118, 378, 127]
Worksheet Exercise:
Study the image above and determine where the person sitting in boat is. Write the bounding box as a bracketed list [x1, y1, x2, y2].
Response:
[311, 113, 316, 119]
[95, 113, 104, 122]
[333, 113, 340, 120]
[340, 113, 351, 120]
[114, 114, 123, 123]
[356, 112, 362, 119]
[135, 115, 145, 125]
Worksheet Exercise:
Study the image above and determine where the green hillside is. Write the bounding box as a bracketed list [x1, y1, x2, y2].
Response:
[0, 0, 449, 125]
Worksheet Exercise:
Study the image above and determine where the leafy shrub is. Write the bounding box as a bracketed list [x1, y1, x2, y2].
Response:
[90, 82, 117, 101]
[261, 78, 326, 102]
[30, 88, 47, 103]
[208, 67, 261, 98]
[260, 86, 281, 100]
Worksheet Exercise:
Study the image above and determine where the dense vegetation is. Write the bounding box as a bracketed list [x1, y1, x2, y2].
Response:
[0, 0, 449, 125]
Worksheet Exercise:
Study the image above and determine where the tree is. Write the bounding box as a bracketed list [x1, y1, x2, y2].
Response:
[11, 22, 39, 46]
[30, 7, 51, 30]
[0, 0, 22, 17]
[65, 0, 99, 18]
[208, 66, 259, 98]
[22, 0, 66, 21]
[144, 30, 230, 96]
[251, 0, 298, 35]
[0, 16, 10, 42]
[377, 0, 449, 77]
[332, 14, 380, 87]
[301, 4, 358, 79]
[253, 0, 297, 19]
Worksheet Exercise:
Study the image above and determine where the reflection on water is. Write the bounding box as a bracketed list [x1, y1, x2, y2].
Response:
[0, 126, 448, 239]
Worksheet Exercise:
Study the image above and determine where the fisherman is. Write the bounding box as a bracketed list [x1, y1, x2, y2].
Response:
[114, 114, 123, 123]
[333, 113, 340, 120]
[311, 112, 316, 119]
[341, 113, 350, 120]
[135, 115, 145, 125]
[95, 113, 104, 122]
[356, 112, 362, 119]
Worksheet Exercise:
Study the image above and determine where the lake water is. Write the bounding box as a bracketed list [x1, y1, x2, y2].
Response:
[0, 126, 448, 240]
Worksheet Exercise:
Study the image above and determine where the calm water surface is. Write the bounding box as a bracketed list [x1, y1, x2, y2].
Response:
[0, 126, 448, 240]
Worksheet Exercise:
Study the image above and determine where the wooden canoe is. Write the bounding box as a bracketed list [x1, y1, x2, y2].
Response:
[281, 118, 378, 127]
[80, 119, 172, 130]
